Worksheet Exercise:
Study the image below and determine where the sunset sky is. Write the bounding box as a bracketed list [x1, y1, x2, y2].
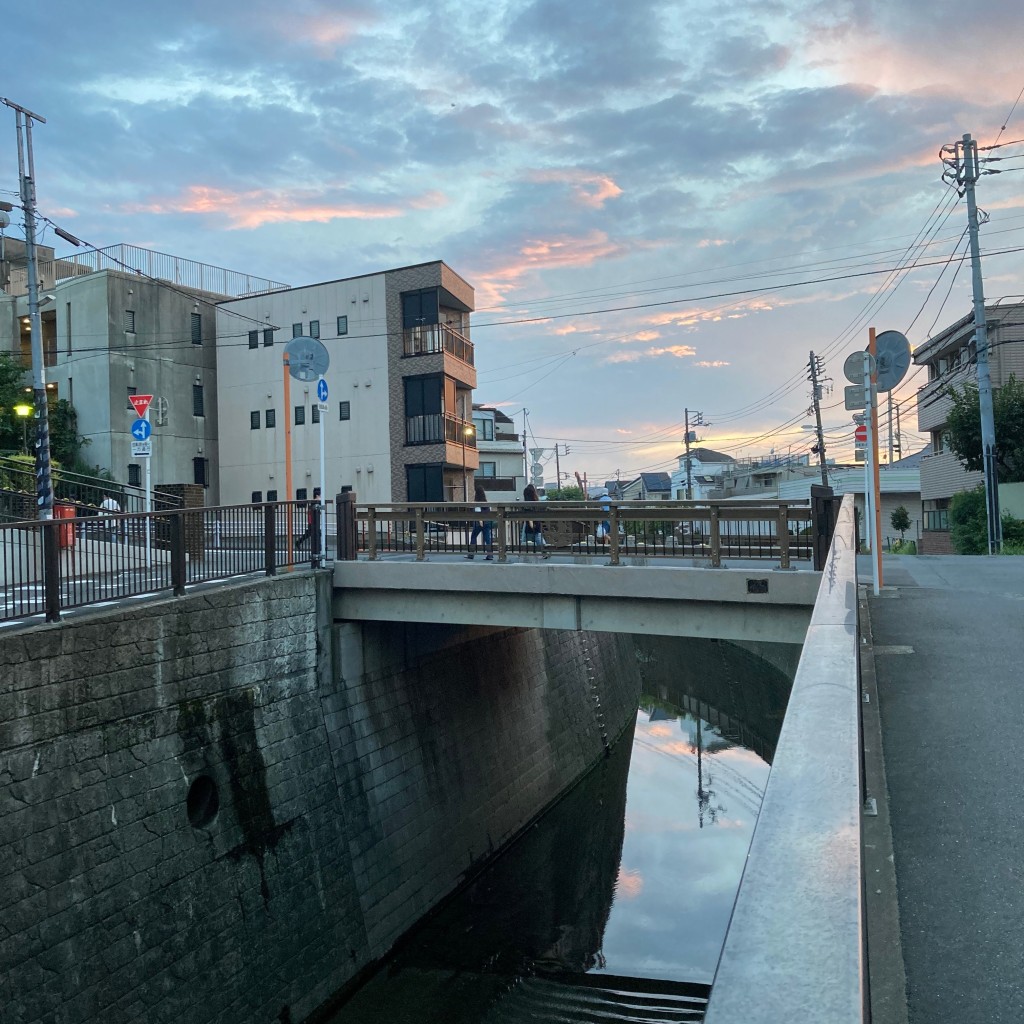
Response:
[6, 0, 1024, 485]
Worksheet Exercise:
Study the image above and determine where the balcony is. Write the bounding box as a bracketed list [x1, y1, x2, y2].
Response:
[405, 413, 478, 447]
[403, 323, 474, 366]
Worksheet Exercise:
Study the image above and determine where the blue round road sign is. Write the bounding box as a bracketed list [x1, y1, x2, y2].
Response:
[131, 419, 152, 441]
[317, 377, 329, 403]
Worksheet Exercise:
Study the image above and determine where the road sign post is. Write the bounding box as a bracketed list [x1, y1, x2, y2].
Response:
[130, 397, 155, 569]
[317, 376, 328, 560]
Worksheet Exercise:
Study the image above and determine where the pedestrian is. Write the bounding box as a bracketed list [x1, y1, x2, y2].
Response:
[100, 493, 121, 542]
[296, 488, 321, 547]
[595, 489, 611, 544]
[465, 485, 495, 560]
[521, 483, 549, 558]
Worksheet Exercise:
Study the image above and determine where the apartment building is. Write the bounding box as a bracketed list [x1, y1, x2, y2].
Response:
[0, 243, 286, 502]
[471, 405, 525, 501]
[216, 261, 476, 506]
[914, 300, 1024, 552]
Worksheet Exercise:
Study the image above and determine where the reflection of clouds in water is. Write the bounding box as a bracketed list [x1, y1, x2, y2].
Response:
[616, 866, 644, 899]
[647, 724, 674, 738]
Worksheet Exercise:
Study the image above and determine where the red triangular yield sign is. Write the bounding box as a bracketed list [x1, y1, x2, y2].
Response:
[130, 394, 154, 418]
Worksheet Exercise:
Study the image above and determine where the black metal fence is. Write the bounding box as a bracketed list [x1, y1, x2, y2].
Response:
[0, 501, 328, 625]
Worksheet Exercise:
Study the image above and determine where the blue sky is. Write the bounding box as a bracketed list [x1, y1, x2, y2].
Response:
[6, 0, 1024, 485]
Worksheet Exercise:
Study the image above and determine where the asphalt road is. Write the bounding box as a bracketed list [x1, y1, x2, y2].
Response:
[869, 555, 1024, 1023]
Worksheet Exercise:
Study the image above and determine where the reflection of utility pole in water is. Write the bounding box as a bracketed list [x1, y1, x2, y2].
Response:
[694, 717, 724, 829]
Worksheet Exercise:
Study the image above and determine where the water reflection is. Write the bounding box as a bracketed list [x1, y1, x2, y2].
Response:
[328, 639, 789, 1022]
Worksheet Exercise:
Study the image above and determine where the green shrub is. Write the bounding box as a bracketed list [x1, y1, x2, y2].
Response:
[892, 539, 917, 555]
[950, 485, 1024, 553]
[1000, 542, 1024, 555]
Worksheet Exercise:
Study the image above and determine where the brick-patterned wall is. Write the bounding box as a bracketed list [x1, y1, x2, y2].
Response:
[1, 574, 639, 1024]
[919, 529, 955, 554]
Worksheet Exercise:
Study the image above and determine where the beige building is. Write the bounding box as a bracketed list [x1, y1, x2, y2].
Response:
[216, 261, 476, 506]
[914, 300, 1024, 552]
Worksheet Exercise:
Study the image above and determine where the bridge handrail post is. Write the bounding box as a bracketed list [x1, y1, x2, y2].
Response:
[710, 504, 721, 567]
[264, 503, 277, 576]
[608, 504, 621, 565]
[778, 503, 791, 570]
[336, 491, 357, 561]
[414, 508, 425, 561]
[43, 521, 62, 622]
[496, 505, 508, 562]
[170, 512, 187, 595]
[367, 507, 378, 560]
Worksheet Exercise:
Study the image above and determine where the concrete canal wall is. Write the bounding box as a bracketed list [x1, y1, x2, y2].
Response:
[0, 573, 641, 1024]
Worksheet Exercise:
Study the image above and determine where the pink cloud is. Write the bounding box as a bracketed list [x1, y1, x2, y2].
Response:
[695, 360, 731, 368]
[262, 11, 376, 58]
[616, 866, 644, 899]
[605, 344, 697, 364]
[126, 184, 447, 229]
[528, 169, 624, 208]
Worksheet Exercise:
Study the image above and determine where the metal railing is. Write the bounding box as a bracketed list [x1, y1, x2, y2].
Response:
[402, 323, 475, 365]
[0, 501, 331, 625]
[338, 499, 815, 567]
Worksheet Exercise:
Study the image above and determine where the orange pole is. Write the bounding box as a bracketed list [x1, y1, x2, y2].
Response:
[869, 329, 883, 588]
[283, 353, 294, 559]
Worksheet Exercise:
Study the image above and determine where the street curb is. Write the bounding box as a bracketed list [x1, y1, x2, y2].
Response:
[859, 587, 910, 1024]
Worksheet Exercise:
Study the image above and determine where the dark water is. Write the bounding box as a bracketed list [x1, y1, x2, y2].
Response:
[329, 639, 790, 1024]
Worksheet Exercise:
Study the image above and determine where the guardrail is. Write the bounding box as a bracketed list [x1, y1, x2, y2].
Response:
[703, 493, 864, 1023]
[0, 501, 332, 625]
[338, 499, 817, 567]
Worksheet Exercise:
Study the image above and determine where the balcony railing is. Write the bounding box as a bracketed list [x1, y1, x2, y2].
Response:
[403, 322, 475, 366]
[405, 414, 478, 447]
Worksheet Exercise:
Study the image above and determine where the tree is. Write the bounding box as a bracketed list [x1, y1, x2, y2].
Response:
[0, 352, 31, 452]
[949, 485, 1024, 554]
[944, 374, 1024, 482]
[890, 505, 911, 541]
[544, 485, 585, 501]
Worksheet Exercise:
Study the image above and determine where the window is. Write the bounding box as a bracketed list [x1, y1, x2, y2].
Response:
[292, 323, 303, 338]
[250, 411, 260, 430]
[192, 384, 204, 417]
[191, 312, 202, 345]
[295, 405, 305, 426]
[479, 461, 497, 477]
[263, 328, 274, 347]
[339, 400, 351, 421]
[337, 315, 348, 336]
[193, 457, 209, 488]
[251, 491, 262, 503]
[309, 320, 320, 339]
[267, 489, 278, 502]
[404, 376, 442, 417]
[473, 417, 494, 441]
[127, 385, 137, 409]
[124, 309, 136, 333]
[402, 289, 439, 329]
[296, 488, 308, 501]
[406, 464, 444, 502]
[265, 408, 276, 428]
[311, 405, 320, 424]
[248, 330, 259, 349]
[128, 464, 142, 487]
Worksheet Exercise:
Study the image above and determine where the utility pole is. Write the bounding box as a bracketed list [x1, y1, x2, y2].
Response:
[887, 392, 895, 464]
[807, 351, 829, 487]
[894, 403, 903, 460]
[942, 133, 1001, 553]
[684, 409, 704, 500]
[521, 409, 529, 492]
[554, 443, 570, 493]
[3, 97, 53, 520]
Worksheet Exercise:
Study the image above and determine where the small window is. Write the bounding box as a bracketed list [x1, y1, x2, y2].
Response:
[265, 408, 276, 428]
[479, 461, 497, 477]
[309, 320, 320, 339]
[191, 312, 202, 345]
[128, 464, 141, 487]
[248, 330, 259, 349]
[311, 405, 320, 424]
[192, 384, 204, 417]
[339, 400, 351, 421]
[267, 489, 278, 502]
[292, 323, 303, 338]
[337, 315, 348, 336]
[250, 411, 260, 430]
[251, 491, 262, 503]
[263, 328, 274, 347]
[124, 310, 136, 333]
[127, 385, 137, 409]
[296, 488, 308, 501]
[193, 457, 209, 488]
[295, 405, 305, 426]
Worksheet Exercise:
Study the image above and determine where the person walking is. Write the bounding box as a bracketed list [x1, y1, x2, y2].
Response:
[465, 484, 494, 560]
[522, 483, 549, 558]
[296, 488, 321, 547]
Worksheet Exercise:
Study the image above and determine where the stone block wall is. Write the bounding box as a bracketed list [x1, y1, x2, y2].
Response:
[1, 573, 640, 1024]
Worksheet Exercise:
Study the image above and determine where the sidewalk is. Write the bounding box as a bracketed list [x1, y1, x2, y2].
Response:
[864, 554, 1024, 1023]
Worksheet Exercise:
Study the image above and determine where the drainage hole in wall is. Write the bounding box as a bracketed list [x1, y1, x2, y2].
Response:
[186, 774, 219, 828]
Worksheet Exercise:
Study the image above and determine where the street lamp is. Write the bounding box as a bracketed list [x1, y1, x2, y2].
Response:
[462, 423, 475, 501]
[14, 403, 32, 454]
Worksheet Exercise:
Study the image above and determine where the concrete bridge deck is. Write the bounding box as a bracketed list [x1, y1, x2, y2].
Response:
[332, 559, 821, 645]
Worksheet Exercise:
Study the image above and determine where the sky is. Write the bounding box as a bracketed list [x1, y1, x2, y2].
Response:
[5, 0, 1024, 488]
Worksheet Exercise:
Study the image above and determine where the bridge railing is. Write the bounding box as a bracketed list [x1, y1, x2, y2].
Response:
[0, 500, 329, 625]
[343, 499, 815, 566]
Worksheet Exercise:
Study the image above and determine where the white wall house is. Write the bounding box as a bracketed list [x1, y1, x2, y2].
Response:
[472, 405, 525, 502]
[670, 447, 736, 500]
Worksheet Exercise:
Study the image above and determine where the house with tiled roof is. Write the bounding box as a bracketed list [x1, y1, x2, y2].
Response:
[620, 472, 672, 501]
